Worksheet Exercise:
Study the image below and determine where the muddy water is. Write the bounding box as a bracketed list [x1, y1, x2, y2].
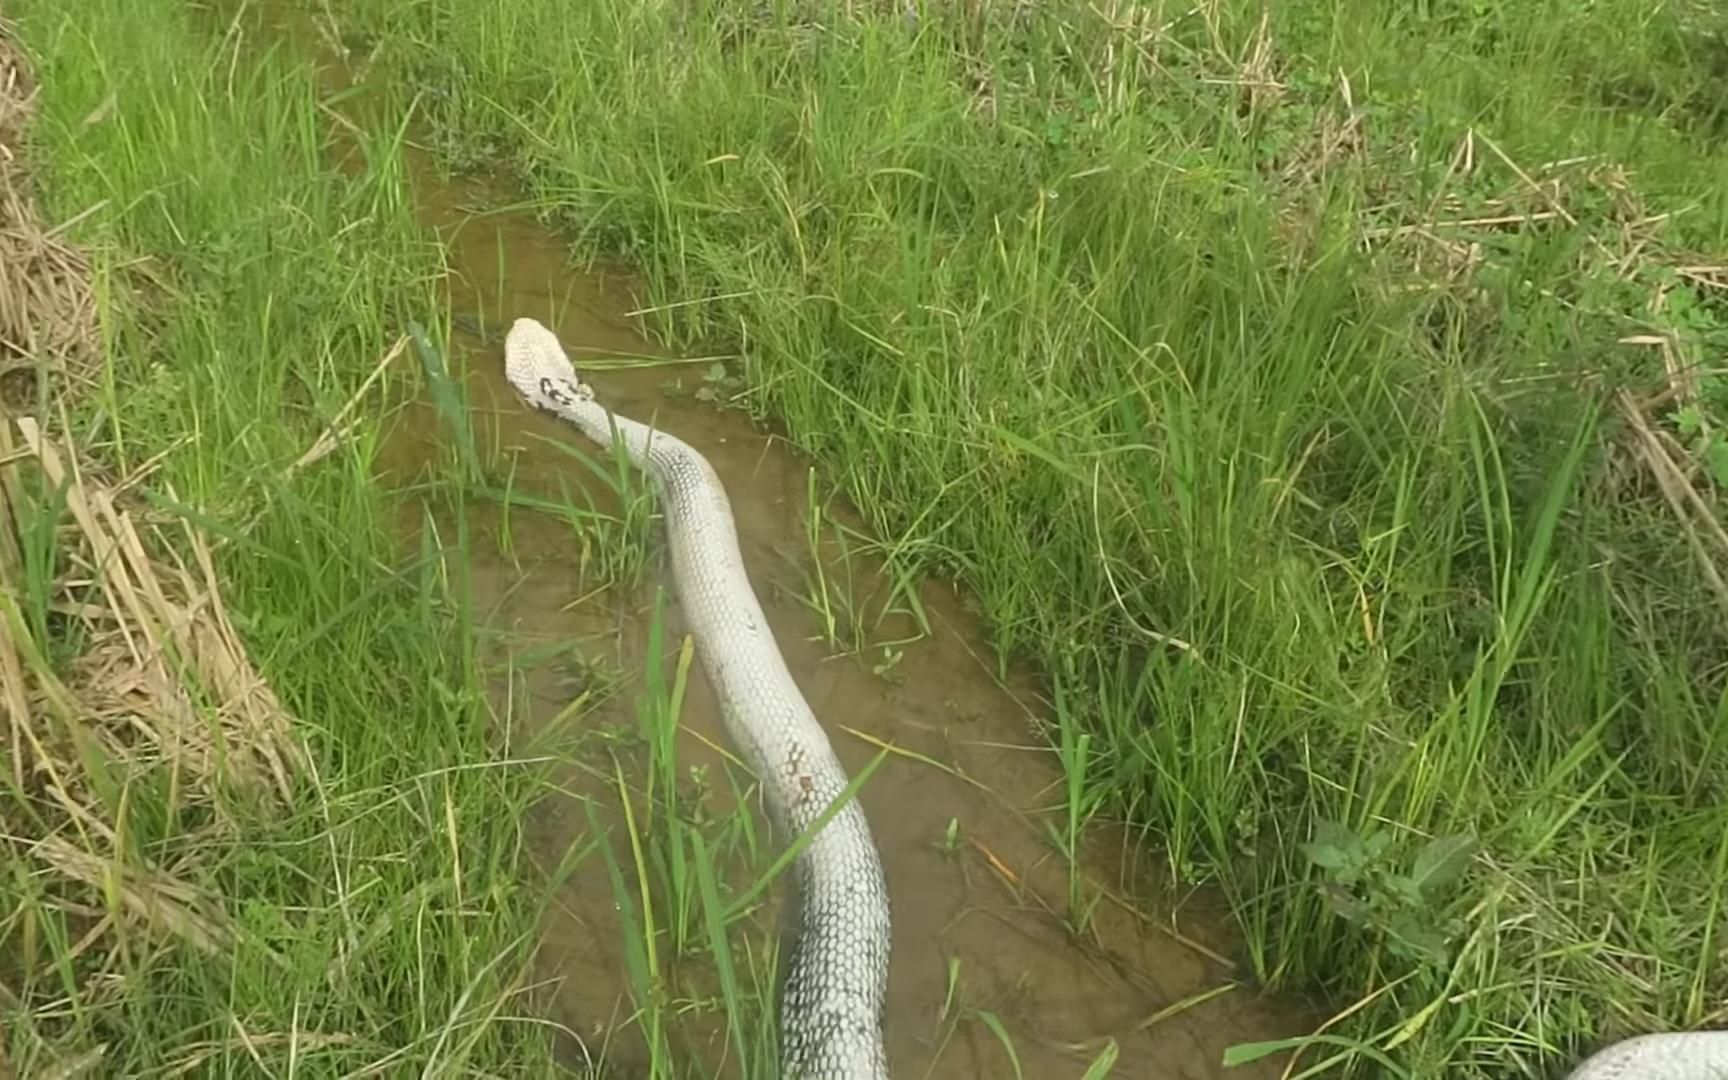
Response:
[290, 19, 1316, 1080]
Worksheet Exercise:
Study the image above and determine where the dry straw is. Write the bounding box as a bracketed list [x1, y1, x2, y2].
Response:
[0, 24, 97, 401]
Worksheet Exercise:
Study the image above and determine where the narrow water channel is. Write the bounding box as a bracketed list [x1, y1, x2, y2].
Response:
[281, 9, 1319, 1076]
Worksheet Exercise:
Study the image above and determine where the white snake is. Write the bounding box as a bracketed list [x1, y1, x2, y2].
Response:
[1564, 1034, 1728, 1080]
[503, 317, 892, 1078]
[501, 319, 1728, 1080]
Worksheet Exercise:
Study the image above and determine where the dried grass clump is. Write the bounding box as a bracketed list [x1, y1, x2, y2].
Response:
[0, 416, 307, 953]
[0, 20, 98, 404]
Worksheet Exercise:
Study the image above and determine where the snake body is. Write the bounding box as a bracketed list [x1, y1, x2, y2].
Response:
[1564, 1034, 1728, 1080]
[503, 317, 892, 1079]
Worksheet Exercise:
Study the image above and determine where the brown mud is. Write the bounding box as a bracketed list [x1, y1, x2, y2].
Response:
[278, 8, 1321, 1076]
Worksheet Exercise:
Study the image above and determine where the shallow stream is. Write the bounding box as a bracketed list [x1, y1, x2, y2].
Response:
[295, 11, 1318, 1075]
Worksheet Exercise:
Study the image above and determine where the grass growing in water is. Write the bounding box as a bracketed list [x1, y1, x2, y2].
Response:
[329, 1, 1728, 1075]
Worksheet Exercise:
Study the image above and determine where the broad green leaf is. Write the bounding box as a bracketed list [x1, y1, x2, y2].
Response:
[1408, 833, 1476, 898]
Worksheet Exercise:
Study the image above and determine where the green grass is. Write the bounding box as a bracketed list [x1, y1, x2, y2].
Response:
[0, 1, 572, 1073]
[316, 1, 1728, 1076]
[3, 7, 904, 1076]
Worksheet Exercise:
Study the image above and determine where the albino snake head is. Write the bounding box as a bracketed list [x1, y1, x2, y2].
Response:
[504, 317, 594, 414]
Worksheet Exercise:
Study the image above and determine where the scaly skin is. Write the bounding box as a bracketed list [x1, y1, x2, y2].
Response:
[502, 317, 892, 1079]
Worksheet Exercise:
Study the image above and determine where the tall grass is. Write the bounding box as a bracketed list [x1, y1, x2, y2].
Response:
[330, 1, 1728, 1075]
[2, 0, 569, 1073]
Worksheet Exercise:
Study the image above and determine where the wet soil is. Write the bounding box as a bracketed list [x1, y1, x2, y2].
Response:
[282, 9, 1321, 1077]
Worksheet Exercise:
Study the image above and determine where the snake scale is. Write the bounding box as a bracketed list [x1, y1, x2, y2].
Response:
[1563, 1034, 1728, 1080]
[503, 317, 892, 1079]
[503, 317, 1728, 1080]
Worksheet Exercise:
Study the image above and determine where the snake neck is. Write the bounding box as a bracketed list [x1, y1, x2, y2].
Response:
[504, 326, 892, 1079]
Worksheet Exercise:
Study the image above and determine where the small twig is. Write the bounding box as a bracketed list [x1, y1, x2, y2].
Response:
[1477, 130, 1577, 228]
[44, 198, 109, 240]
[1618, 391, 1728, 618]
[284, 333, 408, 479]
[113, 433, 195, 499]
[1678, 266, 1728, 291]
[1365, 210, 1563, 240]
[839, 723, 989, 791]
[1618, 334, 1701, 411]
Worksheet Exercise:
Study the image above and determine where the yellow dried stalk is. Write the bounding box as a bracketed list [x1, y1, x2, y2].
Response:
[12, 416, 305, 802]
[0, 27, 98, 398]
[29, 834, 234, 956]
[1, 413, 306, 960]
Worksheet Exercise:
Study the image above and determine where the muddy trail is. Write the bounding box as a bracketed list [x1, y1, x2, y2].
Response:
[281, 13, 1318, 1079]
